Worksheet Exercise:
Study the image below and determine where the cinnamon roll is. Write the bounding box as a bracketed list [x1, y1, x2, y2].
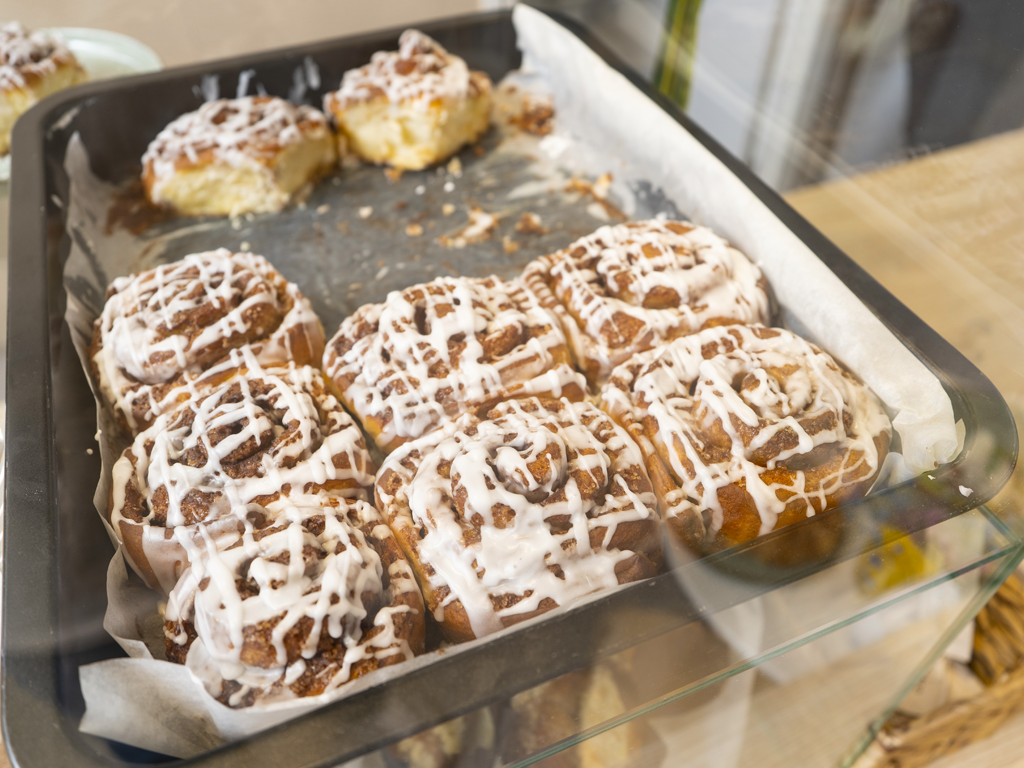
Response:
[522, 219, 771, 386]
[89, 249, 325, 436]
[323, 30, 492, 170]
[0, 22, 86, 155]
[601, 324, 891, 558]
[375, 397, 662, 643]
[164, 495, 425, 707]
[142, 96, 337, 216]
[323, 275, 587, 455]
[108, 362, 375, 592]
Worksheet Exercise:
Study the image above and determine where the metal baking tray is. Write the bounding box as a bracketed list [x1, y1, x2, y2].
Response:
[4, 8, 1017, 767]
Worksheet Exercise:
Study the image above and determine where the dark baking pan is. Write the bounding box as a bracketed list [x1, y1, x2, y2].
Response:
[4, 7, 1018, 768]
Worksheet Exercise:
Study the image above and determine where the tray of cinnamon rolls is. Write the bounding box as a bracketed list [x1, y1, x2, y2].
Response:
[3, 6, 1017, 768]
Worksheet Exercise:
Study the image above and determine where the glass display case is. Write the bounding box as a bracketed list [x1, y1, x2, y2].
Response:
[3, 2, 1023, 767]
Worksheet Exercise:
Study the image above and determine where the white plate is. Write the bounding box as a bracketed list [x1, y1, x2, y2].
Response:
[1, 28, 162, 181]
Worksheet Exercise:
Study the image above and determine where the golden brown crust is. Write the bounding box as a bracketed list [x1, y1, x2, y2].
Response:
[108, 363, 376, 593]
[602, 324, 892, 561]
[89, 250, 325, 437]
[324, 275, 587, 456]
[376, 398, 662, 644]
[164, 498, 425, 707]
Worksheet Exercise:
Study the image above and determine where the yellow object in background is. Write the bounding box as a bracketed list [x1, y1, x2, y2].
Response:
[856, 525, 940, 596]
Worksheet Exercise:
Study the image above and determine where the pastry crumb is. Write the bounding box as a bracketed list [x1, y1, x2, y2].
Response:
[442, 203, 456, 216]
[437, 207, 498, 248]
[358, 206, 373, 219]
[405, 223, 424, 237]
[384, 167, 404, 183]
[502, 235, 520, 254]
[316, 204, 330, 214]
[446, 157, 462, 178]
[515, 212, 548, 235]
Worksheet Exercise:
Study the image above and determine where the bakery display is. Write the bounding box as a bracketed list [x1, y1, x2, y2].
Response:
[601, 323, 892, 555]
[108, 361, 376, 592]
[142, 96, 337, 216]
[0, 22, 86, 156]
[89, 249, 324, 436]
[164, 495, 425, 707]
[323, 275, 587, 455]
[523, 219, 772, 386]
[323, 30, 492, 170]
[375, 397, 663, 643]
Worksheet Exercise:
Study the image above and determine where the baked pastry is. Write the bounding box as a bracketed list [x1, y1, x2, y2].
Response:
[0, 22, 86, 155]
[375, 397, 662, 643]
[601, 324, 891, 558]
[108, 362, 376, 592]
[142, 96, 337, 216]
[323, 30, 492, 170]
[522, 219, 771, 386]
[324, 275, 587, 455]
[164, 495, 425, 707]
[89, 249, 325, 436]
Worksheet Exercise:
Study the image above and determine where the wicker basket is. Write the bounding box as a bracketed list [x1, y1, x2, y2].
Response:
[853, 572, 1024, 768]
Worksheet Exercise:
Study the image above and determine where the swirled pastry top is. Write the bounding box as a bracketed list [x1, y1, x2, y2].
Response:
[165, 496, 423, 706]
[0, 22, 80, 91]
[324, 29, 490, 112]
[523, 219, 771, 384]
[110, 363, 375, 533]
[324, 275, 586, 454]
[376, 398, 662, 642]
[141, 96, 332, 182]
[89, 249, 324, 433]
[602, 324, 891, 542]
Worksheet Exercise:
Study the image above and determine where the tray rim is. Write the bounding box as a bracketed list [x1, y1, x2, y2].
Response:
[3, 6, 1018, 768]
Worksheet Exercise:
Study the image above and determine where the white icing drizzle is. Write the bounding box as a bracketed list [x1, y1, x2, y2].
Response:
[376, 397, 660, 639]
[601, 324, 892, 538]
[324, 275, 586, 453]
[0, 22, 76, 91]
[523, 219, 771, 383]
[109, 362, 375, 592]
[164, 496, 421, 705]
[92, 249, 324, 433]
[142, 96, 332, 199]
[325, 30, 489, 113]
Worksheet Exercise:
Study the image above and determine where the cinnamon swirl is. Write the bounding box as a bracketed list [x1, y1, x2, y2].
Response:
[522, 219, 771, 386]
[323, 30, 492, 170]
[142, 96, 337, 216]
[0, 23, 86, 155]
[108, 362, 375, 592]
[323, 275, 587, 455]
[89, 249, 325, 436]
[375, 397, 662, 643]
[601, 324, 891, 558]
[164, 495, 425, 707]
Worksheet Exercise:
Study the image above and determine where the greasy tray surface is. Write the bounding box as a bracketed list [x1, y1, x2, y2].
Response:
[4, 9, 1017, 768]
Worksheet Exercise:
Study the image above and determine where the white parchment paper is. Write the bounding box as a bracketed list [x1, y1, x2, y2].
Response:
[70, 5, 958, 759]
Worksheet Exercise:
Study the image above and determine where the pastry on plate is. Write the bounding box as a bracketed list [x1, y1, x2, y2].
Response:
[324, 29, 491, 170]
[142, 96, 337, 216]
[0, 22, 86, 155]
